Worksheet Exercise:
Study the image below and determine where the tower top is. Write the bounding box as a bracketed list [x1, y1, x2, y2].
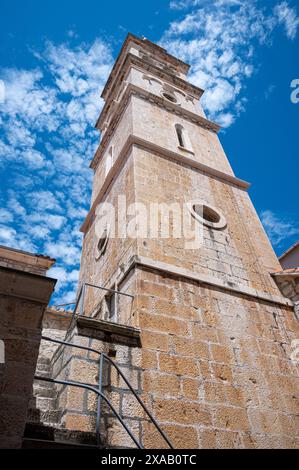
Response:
[96, 33, 204, 135]
[101, 33, 191, 102]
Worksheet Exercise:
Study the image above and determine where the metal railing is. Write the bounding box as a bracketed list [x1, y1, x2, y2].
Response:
[61, 282, 135, 330]
[36, 335, 174, 449]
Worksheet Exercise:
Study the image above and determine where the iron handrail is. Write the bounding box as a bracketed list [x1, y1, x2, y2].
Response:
[84, 282, 134, 299]
[40, 335, 174, 449]
[68, 282, 135, 329]
[34, 375, 141, 449]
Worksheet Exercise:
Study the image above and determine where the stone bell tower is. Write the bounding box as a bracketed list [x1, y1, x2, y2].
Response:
[71, 34, 299, 448]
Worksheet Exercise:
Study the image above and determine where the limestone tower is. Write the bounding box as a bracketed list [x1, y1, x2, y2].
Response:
[73, 34, 298, 448]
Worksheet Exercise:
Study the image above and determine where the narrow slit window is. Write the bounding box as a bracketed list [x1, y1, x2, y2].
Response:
[105, 288, 117, 323]
[105, 146, 113, 177]
[175, 124, 185, 148]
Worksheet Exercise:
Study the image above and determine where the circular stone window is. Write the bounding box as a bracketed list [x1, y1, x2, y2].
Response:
[95, 226, 109, 260]
[162, 92, 177, 103]
[192, 203, 227, 230]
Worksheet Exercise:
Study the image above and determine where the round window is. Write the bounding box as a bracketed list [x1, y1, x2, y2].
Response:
[191, 203, 227, 230]
[162, 92, 177, 103]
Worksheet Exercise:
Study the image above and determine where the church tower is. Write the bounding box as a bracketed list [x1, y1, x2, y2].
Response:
[70, 34, 298, 448]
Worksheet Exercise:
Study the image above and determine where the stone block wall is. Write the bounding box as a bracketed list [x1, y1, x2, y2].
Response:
[133, 267, 299, 449]
[78, 147, 138, 322]
[133, 145, 281, 296]
[131, 95, 233, 175]
[52, 265, 299, 449]
[0, 252, 56, 448]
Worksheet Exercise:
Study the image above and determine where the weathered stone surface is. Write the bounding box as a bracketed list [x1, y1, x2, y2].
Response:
[0, 247, 56, 448]
[36, 34, 299, 450]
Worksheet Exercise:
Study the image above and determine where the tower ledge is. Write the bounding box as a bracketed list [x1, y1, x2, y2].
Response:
[101, 33, 191, 103]
[92, 83, 217, 171]
[96, 52, 204, 132]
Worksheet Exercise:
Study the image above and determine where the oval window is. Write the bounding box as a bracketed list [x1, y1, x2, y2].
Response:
[162, 92, 177, 103]
[191, 203, 227, 230]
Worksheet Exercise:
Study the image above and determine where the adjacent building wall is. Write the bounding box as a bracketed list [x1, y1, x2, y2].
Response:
[0, 247, 56, 448]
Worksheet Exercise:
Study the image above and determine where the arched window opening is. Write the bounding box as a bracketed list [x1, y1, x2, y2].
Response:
[175, 123, 194, 154]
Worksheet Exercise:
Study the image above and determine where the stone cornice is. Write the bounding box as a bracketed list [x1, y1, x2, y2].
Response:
[97, 53, 204, 130]
[0, 245, 55, 272]
[81, 134, 250, 234]
[0, 266, 56, 304]
[76, 316, 141, 348]
[101, 33, 190, 101]
[92, 83, 219, 171]
[272, 271, 299, 278]
[123, 255, 293, 308]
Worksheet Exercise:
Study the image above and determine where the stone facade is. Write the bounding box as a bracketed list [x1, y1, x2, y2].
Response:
[0, 246, 56, 448]
[279, 242, 299, 270]
[36, 34, 299, 449]
[272, 270, 299, 322]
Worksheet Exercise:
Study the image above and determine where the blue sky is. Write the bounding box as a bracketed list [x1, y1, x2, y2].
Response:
[0, 0, 298, 303]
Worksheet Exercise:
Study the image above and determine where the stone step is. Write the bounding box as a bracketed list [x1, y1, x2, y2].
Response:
[34, 369, 52, 378]
[33, 378, 53, 389]
[36, 357, 51, 366]
[33, 385, 56, 398]
[27, 408, 62, 425]
[35, 363, 51, 373]
[23, 423, 98, 449]
[22, 438, 98, 449]
[29, 396, 56, 411]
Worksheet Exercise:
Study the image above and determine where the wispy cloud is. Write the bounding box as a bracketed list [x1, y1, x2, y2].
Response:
[162, 1, 299, 126]
[274, 1, 299, 39]
[0, 3, 298, 303]
[260, 210, 299, 247]
[0, 38, 114, 302]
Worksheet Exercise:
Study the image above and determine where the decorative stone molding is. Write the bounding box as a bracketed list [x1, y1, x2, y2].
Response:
[92, 83, 220, 170]
[76, 316, 141, 347]
[82, 134, 250, 234]
[272, 270, 299, 320]
[101, 33, 193, 103]
[97, 52, 203, 130]
[122, 255, 293, 308]
[0, 245, 55, 276]
[191, 202, 227, 230]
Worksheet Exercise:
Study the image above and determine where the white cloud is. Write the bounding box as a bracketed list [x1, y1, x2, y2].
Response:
[162, 0, 299, 126]
[0, 38, 114, 302]
[0, 69, 60, 129]
[260, 210, 299, 246]
[26, 225, 50, 239]
[0, 225, 17, 243]
[1, 3, 297, 305]
[0, 223, 37, 252]
[274, 1, 299, 40]
[47, 265, 79, 299]
[0, 208, 13, 223]
[45, 241, 81, 266]
[26, 213, 66, 230]
[27, 190, 63, 212]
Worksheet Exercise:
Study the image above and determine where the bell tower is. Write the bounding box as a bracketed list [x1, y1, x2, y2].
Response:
[74, 34, 299, 449]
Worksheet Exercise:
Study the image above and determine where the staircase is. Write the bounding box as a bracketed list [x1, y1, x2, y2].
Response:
[26, 357, 62, 427]
[22, 334, 173, 449]
[23, 357, 97, 448]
